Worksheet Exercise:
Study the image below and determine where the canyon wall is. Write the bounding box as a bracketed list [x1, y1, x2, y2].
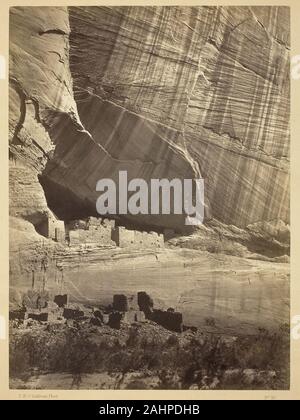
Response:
[9, 6, 290, 231]
[8, 6, 290, 335]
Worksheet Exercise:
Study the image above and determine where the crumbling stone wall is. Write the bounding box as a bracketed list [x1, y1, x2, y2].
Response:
[111, 226, 134, 247]
[67, 217, 165, 249]
[113, 294, 129, 312]
[22, 289, 49, 309]
[135, 230, 164, 249]
[63, 307, 84, 319]
[112, 226, 164, 249]
[137, 291, 183, 332]
[54, 294, 68, 308]
[66, 216, 115, 246]
[123, 310, 145, 324]
[35, 213, 65, 243]
[151, 309, 183, 333]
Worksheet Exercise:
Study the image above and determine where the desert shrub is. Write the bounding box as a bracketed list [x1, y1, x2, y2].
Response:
[9, 332, 31, 379]
[234, 327, 290, 371]
[55, 329, 99, 375]
[125, 380, 147, 389]
[126, 327, 140, 347]
[9, 323, 290, 390]
[140, 350, 162, 370]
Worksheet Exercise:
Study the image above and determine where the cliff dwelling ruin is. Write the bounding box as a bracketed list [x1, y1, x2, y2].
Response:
[34, 213, 167, 250]
[8, 5, 291, 391]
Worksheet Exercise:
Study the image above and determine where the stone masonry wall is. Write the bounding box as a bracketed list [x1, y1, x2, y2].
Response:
[66, 217, 115, 246]
[112, 226, 164, 249]
[67, 218, 165, 249]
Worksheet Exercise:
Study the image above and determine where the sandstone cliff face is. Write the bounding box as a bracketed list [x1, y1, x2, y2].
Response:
[8, 6, 290, 336]
[9, 6, 289, 231]
[9, 7, 76, 226]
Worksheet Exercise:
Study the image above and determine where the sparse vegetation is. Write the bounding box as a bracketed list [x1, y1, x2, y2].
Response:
[9, 321, 290, 390]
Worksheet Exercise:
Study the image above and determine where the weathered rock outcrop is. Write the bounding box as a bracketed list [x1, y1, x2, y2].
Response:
[9, 7, 290, 334]
[9, 6, 289, 231]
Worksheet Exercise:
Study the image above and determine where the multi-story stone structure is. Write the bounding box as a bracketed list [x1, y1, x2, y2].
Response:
[35, 213, 65, 243]
[66, 217, 115, 246]
[66, 217, 165, 249]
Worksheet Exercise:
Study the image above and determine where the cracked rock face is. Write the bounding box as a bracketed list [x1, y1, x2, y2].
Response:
[9, 6, 290, 230]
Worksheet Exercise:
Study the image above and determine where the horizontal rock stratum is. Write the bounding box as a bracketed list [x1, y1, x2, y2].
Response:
[9, 6, 289, 230]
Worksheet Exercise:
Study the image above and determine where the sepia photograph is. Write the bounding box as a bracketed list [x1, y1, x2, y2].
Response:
[8, 4, 290, 391]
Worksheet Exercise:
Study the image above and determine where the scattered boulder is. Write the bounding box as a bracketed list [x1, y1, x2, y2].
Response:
[103, 313, 110, 324]
[122, 310, 146, 324]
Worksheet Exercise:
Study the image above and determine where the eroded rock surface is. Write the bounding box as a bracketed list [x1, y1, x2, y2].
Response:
[9, 6, 290, 334]
[9, 6, 290, 230]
